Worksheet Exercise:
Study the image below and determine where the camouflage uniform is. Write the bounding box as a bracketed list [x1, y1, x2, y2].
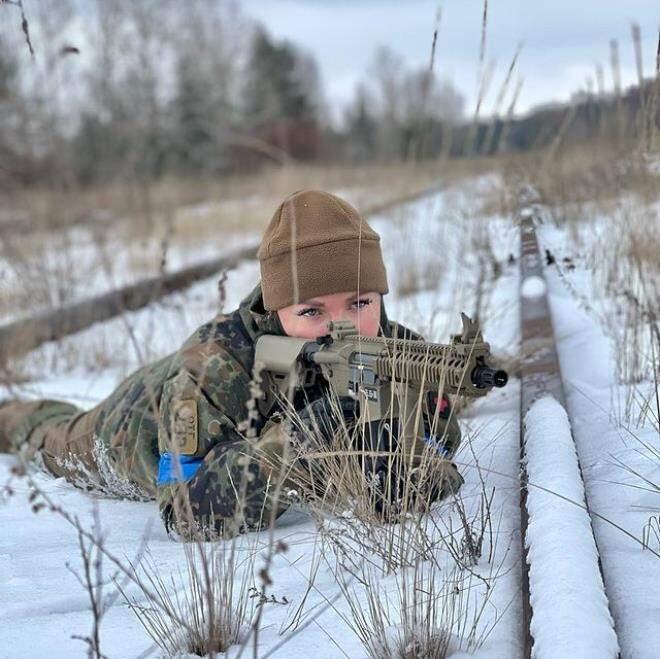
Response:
[0, 284, 462, 539]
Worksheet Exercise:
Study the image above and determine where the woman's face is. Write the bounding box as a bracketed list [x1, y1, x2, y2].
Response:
[277, 291, 382, 339]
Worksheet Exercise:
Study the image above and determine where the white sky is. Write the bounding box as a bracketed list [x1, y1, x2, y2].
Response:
[241, 0, 660, 120]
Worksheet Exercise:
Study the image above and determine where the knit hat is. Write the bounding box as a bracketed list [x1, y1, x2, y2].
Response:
[258, 190, 389, 310]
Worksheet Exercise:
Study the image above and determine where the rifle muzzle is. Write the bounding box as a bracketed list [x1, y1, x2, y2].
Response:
[471, 365, 508, 389]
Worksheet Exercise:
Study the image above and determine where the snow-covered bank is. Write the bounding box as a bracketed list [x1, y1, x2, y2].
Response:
[524, 396, 618, 659]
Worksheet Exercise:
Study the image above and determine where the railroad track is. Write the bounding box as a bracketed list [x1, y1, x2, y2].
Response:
[517, 192, 620, 658]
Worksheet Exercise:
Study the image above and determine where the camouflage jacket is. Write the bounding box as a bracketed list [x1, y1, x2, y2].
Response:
[88, 284, 461, 539]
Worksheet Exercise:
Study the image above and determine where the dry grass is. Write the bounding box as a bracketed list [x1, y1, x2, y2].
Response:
[267, 388, 462, 523]
[524, 147, 660, 424]
[478, 138, 659, 219]
[120, 541, 257, 657]
[253, 352, 489, 577]
[337, 551, 499, 658]
[256, 380, 507, 658]
[643, 516, 660, 551]
[1, 159, 492, 239]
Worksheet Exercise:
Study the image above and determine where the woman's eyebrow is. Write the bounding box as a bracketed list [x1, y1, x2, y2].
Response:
[301, 299, 324, 307]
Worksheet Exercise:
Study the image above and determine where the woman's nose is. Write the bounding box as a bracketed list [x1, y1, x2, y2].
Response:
[326, 310, 352, 329]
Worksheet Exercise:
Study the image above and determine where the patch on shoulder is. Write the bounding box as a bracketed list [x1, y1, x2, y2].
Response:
[171, 400, 198, 455]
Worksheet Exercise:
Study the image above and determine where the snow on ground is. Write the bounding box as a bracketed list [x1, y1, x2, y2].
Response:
[538, 218, 660, 658]
[524, 396, 618, 659]
[0, 182, 526, 658]
[3, 181, 658, 658]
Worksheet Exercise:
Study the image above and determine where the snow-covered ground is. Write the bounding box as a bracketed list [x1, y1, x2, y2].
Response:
[1, 182, 526, 658]
[1, 181, 658, 658]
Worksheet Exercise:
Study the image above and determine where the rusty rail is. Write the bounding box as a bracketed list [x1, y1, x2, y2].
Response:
[0, 246, 256, 364]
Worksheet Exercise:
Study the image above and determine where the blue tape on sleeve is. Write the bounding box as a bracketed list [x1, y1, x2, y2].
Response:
[157, 452, 203, 485]
[423, 433, 450, 457]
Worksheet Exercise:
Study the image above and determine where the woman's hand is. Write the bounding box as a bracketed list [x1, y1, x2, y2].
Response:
[293, 396, 359, 445]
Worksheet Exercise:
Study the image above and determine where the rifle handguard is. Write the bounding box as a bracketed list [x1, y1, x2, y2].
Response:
[255, 315, 508, 400]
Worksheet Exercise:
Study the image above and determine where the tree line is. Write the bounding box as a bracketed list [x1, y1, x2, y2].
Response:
[0, 0, 656, 192]
[0, 0, 469, 190]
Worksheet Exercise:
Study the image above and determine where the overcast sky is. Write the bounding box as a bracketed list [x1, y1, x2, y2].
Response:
[241, 0, 659, 121]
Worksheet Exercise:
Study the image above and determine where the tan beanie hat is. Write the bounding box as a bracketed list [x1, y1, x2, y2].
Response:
[258, 189, 389, 310]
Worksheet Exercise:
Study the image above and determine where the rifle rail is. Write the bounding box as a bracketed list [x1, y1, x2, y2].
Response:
[348, 334, 491, 395]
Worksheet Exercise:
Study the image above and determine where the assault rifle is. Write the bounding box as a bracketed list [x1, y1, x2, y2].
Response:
[254, 313, 507, 443]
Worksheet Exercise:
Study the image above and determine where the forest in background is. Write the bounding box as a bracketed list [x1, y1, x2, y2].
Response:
[0, 0, 657, 194]
[0, 0, 466, 190]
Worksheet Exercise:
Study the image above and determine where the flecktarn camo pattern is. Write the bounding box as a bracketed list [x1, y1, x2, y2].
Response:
[0, 284, 462, 539]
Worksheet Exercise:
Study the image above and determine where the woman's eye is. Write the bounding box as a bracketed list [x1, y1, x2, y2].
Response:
[297, 307, 320, 318]
[352, 298, 372, 311]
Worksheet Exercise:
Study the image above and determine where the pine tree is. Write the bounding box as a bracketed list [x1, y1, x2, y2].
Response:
[344, 84, 378, 162]
[243, 28, 316, 126]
